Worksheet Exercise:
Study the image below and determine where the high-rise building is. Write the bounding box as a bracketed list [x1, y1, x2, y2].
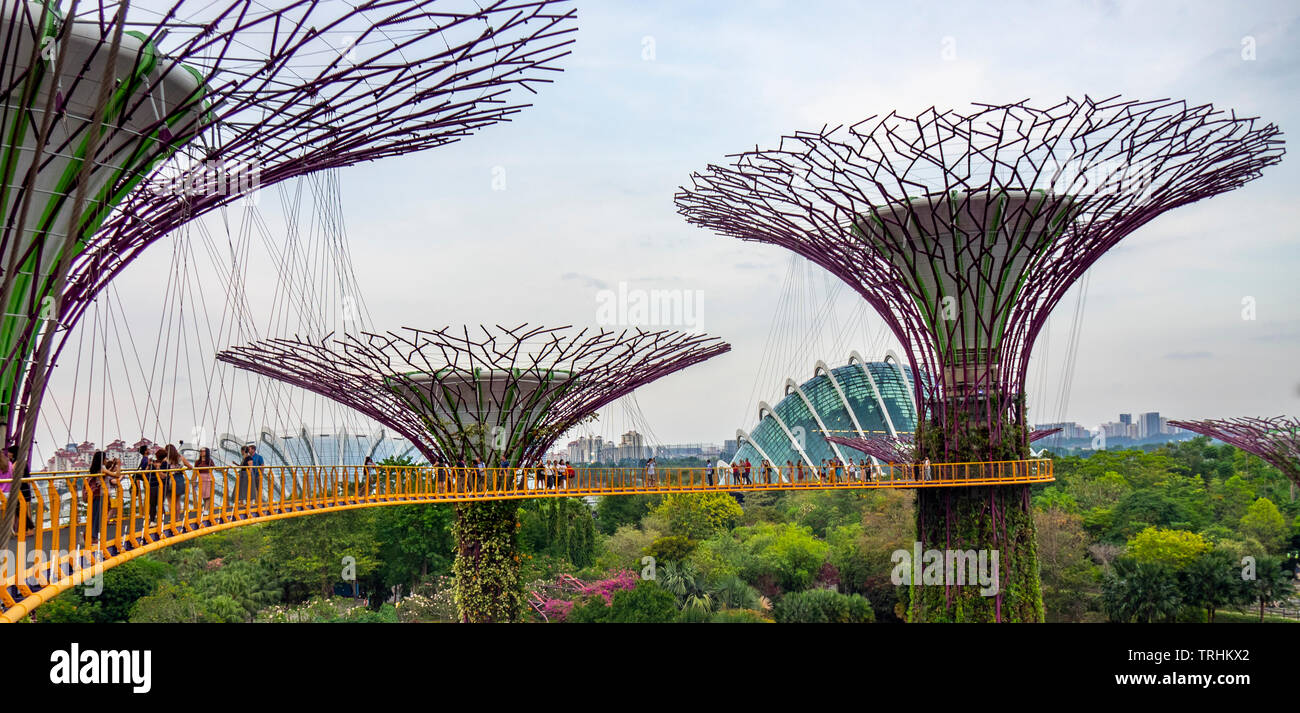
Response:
[566, 435, 608, 463]
[1139, 412, 1161, 439]
[615, 430, 650, 462]
[1119, 413, 1132, 425]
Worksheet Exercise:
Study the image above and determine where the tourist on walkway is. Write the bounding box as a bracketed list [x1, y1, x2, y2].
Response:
[644, 457, 657, 487]
[0, 446, 15, 535]
[235, 445, 253, 507]
[148, 448, 169, 523]
[247, 445, 266, 506]
[166, 444, 192, 519]
[3, 445, 35, 533]
[704, 462, 714, 486]
[742, 459, 753, 485]
[131, 445, 148, 513]
[83, 451, 118, 544]
[195, 448, 215, 514]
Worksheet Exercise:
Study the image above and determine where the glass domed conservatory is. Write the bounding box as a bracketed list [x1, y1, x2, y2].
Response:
[732, 351, 921, 468]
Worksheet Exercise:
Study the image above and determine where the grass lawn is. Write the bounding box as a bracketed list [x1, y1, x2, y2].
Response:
[1211, 610, 1299, 624]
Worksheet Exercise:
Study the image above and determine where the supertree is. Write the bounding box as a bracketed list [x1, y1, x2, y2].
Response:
[1168, 417, 1300, 487]
[216, 324, 730, 622]
[677, 96, 1283, 621]
[0, 0, 577, 534]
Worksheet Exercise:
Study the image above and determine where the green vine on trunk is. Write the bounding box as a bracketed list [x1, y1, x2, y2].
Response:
[908, 393, 1044, 623]
[452, 499, 524, 622]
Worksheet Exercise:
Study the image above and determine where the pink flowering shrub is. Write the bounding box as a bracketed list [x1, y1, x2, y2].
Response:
[534, 570, 640, 621]
[540, 598, 575, 622]
[577, 570, 638, 604]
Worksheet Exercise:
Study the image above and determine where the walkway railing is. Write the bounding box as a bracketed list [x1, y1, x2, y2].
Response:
[0, 459, 1052, 621]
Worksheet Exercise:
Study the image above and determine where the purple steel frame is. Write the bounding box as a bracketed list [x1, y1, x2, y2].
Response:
[676, 97, 1283, 458]
[825, 434, 912, 464]
[827, 427, 1061, 464]
[1169, 416, 1300, 486]
[1, 0, 577, 450]
[216, 324, 731, 465]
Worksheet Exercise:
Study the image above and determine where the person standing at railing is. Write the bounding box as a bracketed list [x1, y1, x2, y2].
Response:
[195, 448, 215, 514]
[760, 459, 772, 484]
[104, 457, 123, 522]
[131, 445, 149, 515]
[704, 462, 714, 486]
[922, 458, 932, 482]
[363, 456, 377, 495]
[147, 448, 169, 524]
[473, 457, 486, 493]
[166, 445, 192, 521]
[3, 444, 35, 534]
[234, 446, 253, 507]
[83, 451, 118, 544]
[0, 446, 14, 535]
[248, 445, 266, 508]
[644, 458, 657, 487]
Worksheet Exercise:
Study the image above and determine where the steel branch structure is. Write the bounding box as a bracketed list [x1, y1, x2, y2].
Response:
[825, 434, 913, 464]
[1169, 416, 1300, 486]
[676, 96, 1283, 456]
[828, 428, 1060, 464]
[1028, 427, 1063, 443]
[216, 324, 731, 465]
[0, 0, 578, 447]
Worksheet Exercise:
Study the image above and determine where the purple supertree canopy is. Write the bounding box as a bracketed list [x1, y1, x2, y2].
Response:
[216, 324, 731, 465]
[828, 427, 1060, 464]
[1028, 427, 1064, 443]
[1, 0, 577, 441]
[676, 96, 1283, 455]
[825, 434, 913, 464]
[1168, 416, 1300, 486]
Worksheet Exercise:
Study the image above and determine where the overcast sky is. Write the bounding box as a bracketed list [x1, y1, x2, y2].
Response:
[36, 0, 1300, 460]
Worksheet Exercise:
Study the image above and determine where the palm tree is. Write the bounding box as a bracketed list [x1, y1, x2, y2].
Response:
[1102, 559, 1182, 623]
[1245, 555, 1296, 622]
[657, 560, 715, 611]
[714, 575, 760, 610]
[1180, 551, 1250, 623]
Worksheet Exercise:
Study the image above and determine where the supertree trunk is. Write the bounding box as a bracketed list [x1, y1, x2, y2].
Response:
[911, 487, 1042, 622]
[452, 500, 525, 623]
[910, 400, 1043, 622]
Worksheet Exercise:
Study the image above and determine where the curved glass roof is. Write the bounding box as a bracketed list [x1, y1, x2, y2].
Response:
[733, 356, 919, 468]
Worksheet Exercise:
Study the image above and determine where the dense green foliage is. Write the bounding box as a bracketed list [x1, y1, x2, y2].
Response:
[773, 589, 875, 623]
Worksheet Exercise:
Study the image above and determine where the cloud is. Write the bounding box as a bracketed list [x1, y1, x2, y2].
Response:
[1163, 351, 1214, 360]
[561, 273, 610, 290]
